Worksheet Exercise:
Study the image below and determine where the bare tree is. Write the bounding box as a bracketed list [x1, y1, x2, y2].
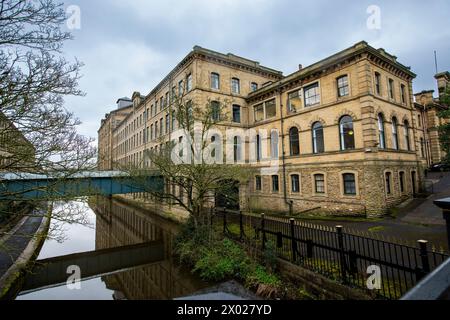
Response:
[0, 1, 96, 236]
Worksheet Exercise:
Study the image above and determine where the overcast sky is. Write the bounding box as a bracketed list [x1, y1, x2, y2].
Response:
[60, 0, 450, 141]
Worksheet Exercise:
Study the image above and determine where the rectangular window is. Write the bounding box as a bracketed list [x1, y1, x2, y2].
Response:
[251, 82, 258, 92]
[399, 171, 405, 193]
[343, 173, 356, 195]
[155, 101, 158, 114]
[155, 122, 158, 138]
[337, 75, 349, 97]
[187, 74, 193, 92]
[211, 101, 220, 121]
[255, 176, 262, 191]
[232, 105, 241, 123]
[178, 80, 184, 96]
[304, 83, 320, 107]
[231, 78, 240, 94]
[314, 174, 325, 194]
[272, 175, 279, 192]
[265, 99, 276, 119]
[385, 172, 392, 195]
[171, 111, 176, 130]
[150, 124, 153, 140]
[159, 118, 163, 136]
[254, 104, 264, 122]
[291, 174, 300, 193]
[389, 79, 395, 99]
[375, 72, 381, 95]
[165, 92, 169, 107]
[160, 97, 164, 111]
[165, 114, 169, 133]
[211, 73, 220, 90]
[288, 90, 301, 112]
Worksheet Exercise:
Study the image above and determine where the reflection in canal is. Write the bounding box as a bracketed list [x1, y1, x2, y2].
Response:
[17, 197, 210, 300]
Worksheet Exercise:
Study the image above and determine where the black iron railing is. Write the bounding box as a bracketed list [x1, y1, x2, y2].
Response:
[215, 208, 449, 300]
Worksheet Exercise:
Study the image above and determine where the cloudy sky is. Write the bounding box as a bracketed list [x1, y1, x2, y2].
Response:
[60, 0, 450, 141]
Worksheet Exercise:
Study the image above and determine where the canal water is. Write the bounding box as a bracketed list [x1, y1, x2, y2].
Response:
[16, 197, 211, 300]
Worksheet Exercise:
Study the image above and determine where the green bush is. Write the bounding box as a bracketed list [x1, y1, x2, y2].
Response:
[246, 265, 281, 287]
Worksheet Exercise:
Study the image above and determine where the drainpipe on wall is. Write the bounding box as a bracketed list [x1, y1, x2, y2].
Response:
[278, 88, 293, 215]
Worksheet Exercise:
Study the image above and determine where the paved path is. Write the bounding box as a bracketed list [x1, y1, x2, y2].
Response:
[0, 213, 44, 277]
[300, 172, 450, 251]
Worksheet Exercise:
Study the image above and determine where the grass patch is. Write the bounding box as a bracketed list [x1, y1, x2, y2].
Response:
[368, 226, 386, 233]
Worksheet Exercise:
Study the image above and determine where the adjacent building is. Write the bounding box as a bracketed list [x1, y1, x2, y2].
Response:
[98, 41, 448, 217]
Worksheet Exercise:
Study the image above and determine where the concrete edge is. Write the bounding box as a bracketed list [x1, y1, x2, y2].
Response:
[0, 208, 51, 300]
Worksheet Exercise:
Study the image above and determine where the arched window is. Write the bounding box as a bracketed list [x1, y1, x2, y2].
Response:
[289, 127, 300, 156]
[233, 136, 241, 162]
[271, 130, 279, 159]
[312, 122, 324, 154]
[392, 117, 399, 150]
[339, 116, 355, 150]
[404, 120, 411, 151]
[378, 113, 386, 149]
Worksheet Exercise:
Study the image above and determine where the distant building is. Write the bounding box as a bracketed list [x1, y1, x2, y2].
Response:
[98, 41, 433, 217]
[0, 112, 35, 171]
[98, 97, 134, 170]
[413, 72, 450, 166]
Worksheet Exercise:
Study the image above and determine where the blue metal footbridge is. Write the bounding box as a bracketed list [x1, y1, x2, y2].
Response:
[0, 171, 163, 200]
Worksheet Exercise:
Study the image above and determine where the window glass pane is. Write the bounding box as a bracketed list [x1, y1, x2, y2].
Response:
[231, 78, 240, 94]
[271, 130, 279, 159]
[288, 90, 301, 112]
[255, 176, 262, 191]
[187, 74, 192, 91]
[304, 83, 320, 107]
[291, 175, 300, 193]
[385, 172, 391, 194]
[289, 127, 300, 156]
[211, 101, 220, 121]
[265, 99, 276, 119]
[337, 76, 349, 97]
[378, 114, 385, 149]
[272, 175, 279, 192]
[340, 116, 355, 150]
[312, 122, 324, 154]
[251, 82, 258, 92]
[254, 104, 264, 122]
[232, 105, 241, 123]
[314, 174, 325, 193]
[343, 173, 356, 195]
[211, 73, 219, 89]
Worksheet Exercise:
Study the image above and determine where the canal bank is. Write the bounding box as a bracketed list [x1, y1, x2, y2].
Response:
[0, 205, 50, 299]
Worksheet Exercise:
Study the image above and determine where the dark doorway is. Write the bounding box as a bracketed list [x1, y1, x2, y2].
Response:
[215, 180, 240, 210]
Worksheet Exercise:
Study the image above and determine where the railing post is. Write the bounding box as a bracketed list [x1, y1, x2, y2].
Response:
[223, 209, 227, 235]
[434, 198, 450, 250]
[417, 240, 430, 280]
[336, 225, 347, 283]
[261, 213, 266, 250]
[239, 211, 243, 241]
[290, 218, 297, 262]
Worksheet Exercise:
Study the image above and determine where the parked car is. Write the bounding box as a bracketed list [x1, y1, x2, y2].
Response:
[429, 163, 450, 172]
